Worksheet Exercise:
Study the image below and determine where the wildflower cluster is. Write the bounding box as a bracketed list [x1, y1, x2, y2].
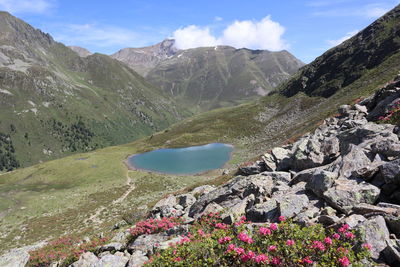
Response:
[378, 99, 400, 124]
[146, 215, 372, 266]
[27, 235, 109, 267]
[129, 216, 182, 239]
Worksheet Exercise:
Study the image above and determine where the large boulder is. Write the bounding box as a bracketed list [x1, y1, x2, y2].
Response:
[127, 251, 148, 267]
[189, 175, 274, 218]
[94, 252, 129, 267]
[337, 145, 371, 178]
[355, 216, 390, 261]
[70, 252, 99, 267]
[371, 139, 400, 158]
[0, 248, 30, 267]
[378, 158, 400, 185]
[276, 193, 309, 219]
[271, 147, 292, 171]
[305, 170, 338, 197]
[323, 178, 380, 213]
[128, 234, 169, 255]
[246, 200, 278, 223]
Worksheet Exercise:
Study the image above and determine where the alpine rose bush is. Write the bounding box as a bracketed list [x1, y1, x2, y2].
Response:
[146, 215, 372, 266]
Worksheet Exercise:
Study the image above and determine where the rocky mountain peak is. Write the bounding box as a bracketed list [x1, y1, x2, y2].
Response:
[68, 46, 93, 57]
[0, 11, 54, 49]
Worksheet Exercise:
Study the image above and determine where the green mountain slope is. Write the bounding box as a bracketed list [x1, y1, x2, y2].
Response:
[1, 4, 400, 254]
[113, 41, 304, 112]
[0, 12, 187, 169]
[146, 46, 304, 111]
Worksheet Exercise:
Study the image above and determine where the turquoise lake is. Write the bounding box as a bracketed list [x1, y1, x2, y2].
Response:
[127, 143, 233, 175]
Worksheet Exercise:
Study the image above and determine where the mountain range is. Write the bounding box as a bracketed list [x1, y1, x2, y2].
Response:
[0, 4, 399, 255]
[112, 40, 304, 111]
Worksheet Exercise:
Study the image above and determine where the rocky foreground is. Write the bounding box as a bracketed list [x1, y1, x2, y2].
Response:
[2, 76, 400, 266]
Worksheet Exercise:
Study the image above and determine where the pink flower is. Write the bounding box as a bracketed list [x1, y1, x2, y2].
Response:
[226, 244, 236, 253]
[254, 254, 269, 264]
[173, 257, 182, 262]
[332, 233, 340, 240]
[269, 223, 278, 231]
[302, 256, 313, 264]
[259, 227, 271, 236]
[363, 243, 372, 250]
[345, 232, 355, 239]
[278, 216, 286, 222]
[324, 237, 332, 245]
[215, 223, 229, 230]
[218, 236, 232, 244]
[312, 241, 326, 251]
[197, 229, 205, 237]
[338, 224, 350, 233]
[241, 250, 256, 262]
[234, 247, 245, 255]
[286, 239, 295, 246]
[268, 245, 277, 252]
[338, 256, 350, 267]
[271, 257, 281, 265]
[238, 232, 254, 244]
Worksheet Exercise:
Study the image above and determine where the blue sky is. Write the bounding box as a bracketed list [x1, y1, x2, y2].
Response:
[1, 0, 399, 62]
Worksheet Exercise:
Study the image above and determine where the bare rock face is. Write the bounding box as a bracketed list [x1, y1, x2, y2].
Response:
[111, 39, 177, 76]
[68, 46, 93, 57]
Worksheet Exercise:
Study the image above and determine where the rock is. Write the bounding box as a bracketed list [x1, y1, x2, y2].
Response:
[157, 236, 185, 250]
[153, 195, 177, 210]
[238, 161, 266, 175]
[338, 145, 371, 178]
[385, 214, 400, 236]
[0, 248, 30, 267]
[276, 193, 309, 219]
[177, 194, 196, 208]
[189, 175, 274, 218]
[271, 147, 292, 171]
[246, 200, 278, 222]
[317, 215, 341, 225]
[320, 206, 337, 216]
[191, 185, 215, 198]
[95, 252, 129, 267]
[128, 234, 169, 255]
[378, 159, 400, 184]
[261, 171, 292, 184]
[355, 104, 368, 114]
[166, 225, 189, 236]
[383, 240, 400, 266]
[127, 251, 148, 267]
[323, 178, 380, 214]
[99, 242, 125, 252]
[355, 216, 390, 261]
[228, 194, 255, 217]
[335, 214, 367, 228]
[262, 153, 277, 171]
[305, 170, 338, 197]
[338, 105, 352, 116]
[194, 203, 224, 219]
[70, 252, 98, 267]
[351, 203, 399, 216]
[371, 139, 400, 158]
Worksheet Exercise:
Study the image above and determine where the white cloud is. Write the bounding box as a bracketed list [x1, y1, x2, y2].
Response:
[214, 16, 223, 21]
[326, 30, 359, 47]
[54, 23, 143, 48]
[172, 25, 220, 49]
[173, 16, 288, 51]
[0, 0, 54, 14]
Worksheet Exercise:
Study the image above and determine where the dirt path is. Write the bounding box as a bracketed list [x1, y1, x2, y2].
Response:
[85, 171, 135, 225]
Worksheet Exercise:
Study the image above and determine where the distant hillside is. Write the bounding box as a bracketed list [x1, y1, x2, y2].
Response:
[112, 41, 304, 112]
[0, 12, 187, 169]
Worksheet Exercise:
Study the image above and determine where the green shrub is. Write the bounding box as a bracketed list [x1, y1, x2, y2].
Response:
[146, 214, 372, 266]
